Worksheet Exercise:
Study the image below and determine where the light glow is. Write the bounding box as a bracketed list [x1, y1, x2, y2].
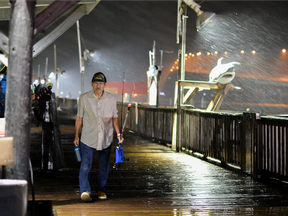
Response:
[48, 72, 55, 78]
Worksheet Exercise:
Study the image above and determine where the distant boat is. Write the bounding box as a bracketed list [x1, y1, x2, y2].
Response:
[209, 57, 240, 84]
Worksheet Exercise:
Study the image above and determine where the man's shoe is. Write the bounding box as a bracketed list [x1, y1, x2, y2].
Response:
[81, 192, 92, 202]
[98, 191, 107, 199]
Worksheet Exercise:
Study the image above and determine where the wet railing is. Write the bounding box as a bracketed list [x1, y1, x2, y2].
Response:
[118, 103, 174, 144]
[256, 116, 288, 181]
[57, 99, 288, 181]
[182, 110, 243, 167]
[118, 103, 288, 181]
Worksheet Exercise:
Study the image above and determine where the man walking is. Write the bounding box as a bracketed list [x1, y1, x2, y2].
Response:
[74, 72, 123, 202]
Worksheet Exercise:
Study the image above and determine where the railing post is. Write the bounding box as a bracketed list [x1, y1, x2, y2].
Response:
[135, 102, 138, 131]
[241, 112, 256, 176]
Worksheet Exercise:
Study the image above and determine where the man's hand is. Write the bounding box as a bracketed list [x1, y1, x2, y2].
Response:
[117, 135, 124, 144]
[74, 116, 83, 146]
[74, 137, 80, 146]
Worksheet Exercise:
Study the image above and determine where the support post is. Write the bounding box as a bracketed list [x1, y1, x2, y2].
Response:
[241, 112, 256, 176]
[5, 0, 36, 181]
[76, 20, 84, 94]
[54, 44, 59, 97]
[180, 6, 187, 81]
[176, 4, 187, 152]
[45, 57, 48, 83]
[176, 49, 182, 152]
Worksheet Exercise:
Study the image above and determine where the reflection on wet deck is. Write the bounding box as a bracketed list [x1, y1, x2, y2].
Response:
[29, 121, 288, 215]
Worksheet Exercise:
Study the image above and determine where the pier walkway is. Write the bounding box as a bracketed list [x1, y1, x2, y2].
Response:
[28, 111, 288, 216]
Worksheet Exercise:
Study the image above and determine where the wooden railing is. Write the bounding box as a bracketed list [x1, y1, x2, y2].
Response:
[118, 103, 288, 181]
[256, 116, 288, 181]
[118, 103, 174, 144]
[182, 110, 243, 167]
[57, 98, 288, 181]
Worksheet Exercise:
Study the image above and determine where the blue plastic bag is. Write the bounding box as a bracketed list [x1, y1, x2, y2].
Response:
[115, 143, 125, 164]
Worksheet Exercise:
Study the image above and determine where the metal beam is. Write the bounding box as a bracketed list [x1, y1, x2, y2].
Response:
[0, 1, 99, 21]
[31, 0, 97, 7]
[83, 1, 99, 14]
[34, 0, 80, 36]
[2, 1, 100, 57]
[32, 2, 100, 58]
[0, 0, 98, 7]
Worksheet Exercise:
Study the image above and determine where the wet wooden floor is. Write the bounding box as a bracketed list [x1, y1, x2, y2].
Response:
[28, 112, 288, 216]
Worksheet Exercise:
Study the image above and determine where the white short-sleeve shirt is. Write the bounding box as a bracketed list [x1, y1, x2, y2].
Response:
[77, 90, 118, 150]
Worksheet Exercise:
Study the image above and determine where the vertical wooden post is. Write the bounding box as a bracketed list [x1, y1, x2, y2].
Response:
[241, 112, 256, 176]
[5, 0, 36, 181]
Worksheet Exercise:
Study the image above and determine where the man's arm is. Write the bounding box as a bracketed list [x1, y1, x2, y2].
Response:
[113, 117, 124, 143]
[74, 116, 83, 146]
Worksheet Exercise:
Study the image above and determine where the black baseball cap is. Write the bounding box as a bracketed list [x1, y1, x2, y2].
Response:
[91, 72, 107, 83]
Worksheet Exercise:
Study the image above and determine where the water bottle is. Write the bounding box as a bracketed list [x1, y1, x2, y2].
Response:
[74, 145, 82, 162]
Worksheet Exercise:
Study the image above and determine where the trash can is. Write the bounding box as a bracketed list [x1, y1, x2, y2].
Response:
[0, 179, 28, 216]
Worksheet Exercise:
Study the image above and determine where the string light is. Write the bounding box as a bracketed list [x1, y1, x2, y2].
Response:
[181, 49, 287, 57]
[169, 49, 287, 73]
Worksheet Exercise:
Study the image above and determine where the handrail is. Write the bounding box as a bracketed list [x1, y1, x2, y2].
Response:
[118, 102, 288, 182]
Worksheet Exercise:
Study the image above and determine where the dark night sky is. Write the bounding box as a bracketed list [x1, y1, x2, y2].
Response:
[1, 1, 288, 114]
[31, 1, 179, 97]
